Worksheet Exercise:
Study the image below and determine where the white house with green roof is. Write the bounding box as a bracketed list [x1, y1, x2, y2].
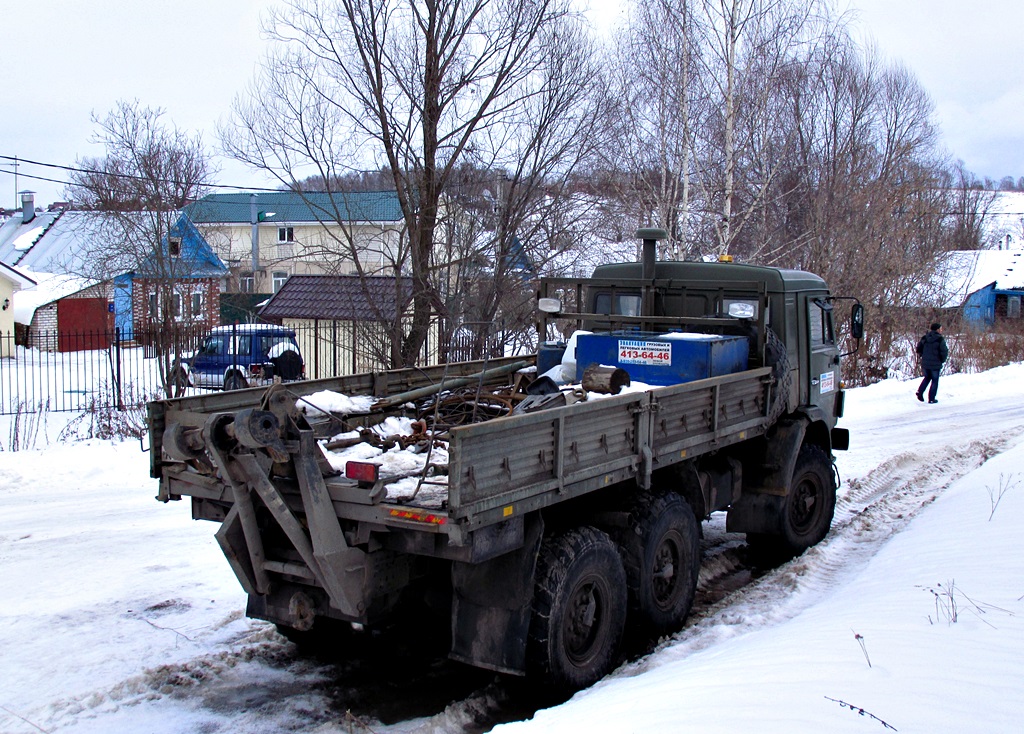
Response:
[184, 191, 405, 296]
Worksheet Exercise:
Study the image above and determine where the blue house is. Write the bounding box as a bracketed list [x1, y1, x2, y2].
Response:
[131, 214, 228, 337]
[2, 204, 225, 345]
[933, 249, 1024, 329]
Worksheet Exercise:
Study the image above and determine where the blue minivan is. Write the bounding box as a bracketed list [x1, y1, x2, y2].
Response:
[176, 324, 304, 392]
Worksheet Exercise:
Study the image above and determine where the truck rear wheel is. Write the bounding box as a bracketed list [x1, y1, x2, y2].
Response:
[528, 526, 627, 692]
[620, 493, 700, 636]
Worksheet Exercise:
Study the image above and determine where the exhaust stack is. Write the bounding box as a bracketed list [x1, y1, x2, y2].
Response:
[635, 228, 667, 281]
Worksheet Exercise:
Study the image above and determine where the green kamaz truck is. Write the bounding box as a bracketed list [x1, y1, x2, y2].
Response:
[147, 229, 862, 692]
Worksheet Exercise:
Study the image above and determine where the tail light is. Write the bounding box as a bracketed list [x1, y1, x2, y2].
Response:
[346, 461, 380, 486]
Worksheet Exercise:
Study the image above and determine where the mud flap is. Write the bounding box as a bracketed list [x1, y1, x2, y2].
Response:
[449, 514, 543, 675]
[726, 418, 806, 535]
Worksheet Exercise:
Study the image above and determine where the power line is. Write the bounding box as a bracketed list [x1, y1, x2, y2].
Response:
[0, 154, 282, 193]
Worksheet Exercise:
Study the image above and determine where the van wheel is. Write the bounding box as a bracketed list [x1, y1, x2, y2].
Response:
[528, 527, 627, 693]
[224, 373, 247, 391]
[171, 368, 190, 397]
[620, 493, 701, 636]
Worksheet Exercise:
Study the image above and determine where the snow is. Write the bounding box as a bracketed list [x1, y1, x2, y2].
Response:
[296, 389, 376, 417]
[10, 269, 98, 324]
[930, 249, 1024, 308]
[3, 364, 1024, 733]
[12, 225, 45, 251]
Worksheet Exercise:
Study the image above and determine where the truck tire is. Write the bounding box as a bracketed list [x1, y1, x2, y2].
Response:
[749, 444, 835, 556]
[782, 444, 836, 550]
[224, 372, 247, 391]
[620, 493, 700, 636]
[275, 618, 354, 655]
[528, 526, 627, 692]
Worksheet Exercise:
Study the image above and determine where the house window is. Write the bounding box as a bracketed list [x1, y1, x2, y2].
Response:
[240, 272, 255, 293]
[168, 236, 182, 256]
[273, 271, 288, 293]
[278, 227, 294, 243]
[172, 293, 183, 319]
[148, 293, 158, 318]
[191, 292, 203, 318]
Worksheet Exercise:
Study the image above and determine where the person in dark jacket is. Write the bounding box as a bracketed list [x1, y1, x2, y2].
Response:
[916, 322, 949, 403]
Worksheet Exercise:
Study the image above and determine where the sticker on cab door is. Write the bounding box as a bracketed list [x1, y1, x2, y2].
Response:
[819, 371, 835, 394]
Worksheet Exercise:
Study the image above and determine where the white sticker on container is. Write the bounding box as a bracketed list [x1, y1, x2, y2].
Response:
[618, 340, 672, 366]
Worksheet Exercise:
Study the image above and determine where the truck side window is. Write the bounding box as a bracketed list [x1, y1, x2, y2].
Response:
[809, 300, 835, 346]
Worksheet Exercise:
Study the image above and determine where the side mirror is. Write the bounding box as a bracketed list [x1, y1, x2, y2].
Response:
[850, 304, 864, 340]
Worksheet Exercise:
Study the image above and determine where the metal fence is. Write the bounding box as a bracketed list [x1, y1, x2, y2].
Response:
[0, 323, 512, 416]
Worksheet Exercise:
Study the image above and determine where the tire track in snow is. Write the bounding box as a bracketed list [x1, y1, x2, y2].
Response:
[618, 429, 1023, 677]
[36, 433, 1023, 733]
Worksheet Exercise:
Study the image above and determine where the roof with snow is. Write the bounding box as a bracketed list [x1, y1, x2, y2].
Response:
[0, 261, 37, 290]
[932, 249, 1024, 308]
[0, 209, 63, 267]
[5, 211, 110, 274]
[10, 270, 98, 324]
[184, 191, 404, 225]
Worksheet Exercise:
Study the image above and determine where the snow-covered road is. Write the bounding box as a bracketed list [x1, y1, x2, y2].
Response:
[2, 365, 1023, 733]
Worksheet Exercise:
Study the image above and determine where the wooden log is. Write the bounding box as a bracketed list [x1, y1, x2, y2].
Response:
[581, 365, 631, 394]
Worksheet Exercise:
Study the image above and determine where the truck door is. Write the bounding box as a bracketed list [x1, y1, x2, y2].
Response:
[807, 297, 839, 420]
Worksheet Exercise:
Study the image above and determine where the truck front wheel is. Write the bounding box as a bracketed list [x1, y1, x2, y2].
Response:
[782, 444, 836, 550]
[620, 493, 701, 636]
[750, 443, 836, 557]
[528, 526, 627, 692]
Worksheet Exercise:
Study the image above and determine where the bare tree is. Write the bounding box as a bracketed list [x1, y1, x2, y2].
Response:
[775, 41, 952, 381]
[691, 0, 831, 257]
[603, 0, 701, 259]
[65, 100, 217, 397]
[222, 0, 597, 367]
[945, 161, 998, 251]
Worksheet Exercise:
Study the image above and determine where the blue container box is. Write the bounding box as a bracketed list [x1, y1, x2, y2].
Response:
[537, 342, 567, 376]
[574, 331, 749, 387]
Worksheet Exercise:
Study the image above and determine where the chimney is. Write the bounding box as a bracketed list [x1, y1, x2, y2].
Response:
[20, 191, 35, 223]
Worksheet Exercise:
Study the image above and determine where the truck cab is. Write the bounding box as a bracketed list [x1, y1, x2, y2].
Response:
[577, 258, 848, 436]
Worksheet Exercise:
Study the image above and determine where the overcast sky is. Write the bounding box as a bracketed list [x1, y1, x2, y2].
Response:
[3, 0, 1023, 209]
